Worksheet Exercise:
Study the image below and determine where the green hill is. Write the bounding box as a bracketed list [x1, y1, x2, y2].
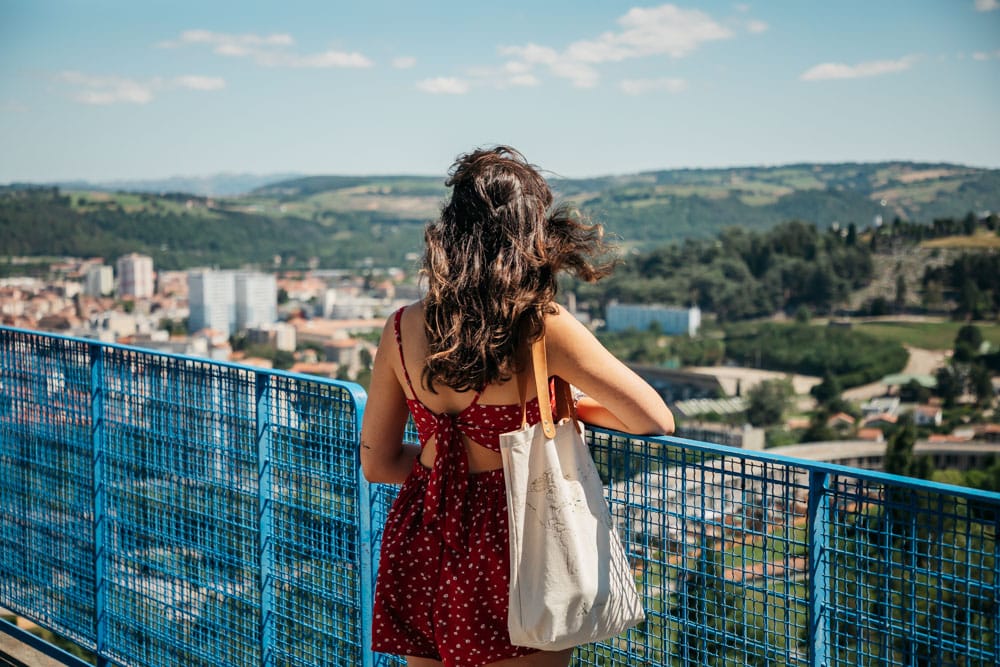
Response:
[2, 162, 997, 270]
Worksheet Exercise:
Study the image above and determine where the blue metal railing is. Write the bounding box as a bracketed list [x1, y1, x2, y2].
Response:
[1, 326, 998, 666]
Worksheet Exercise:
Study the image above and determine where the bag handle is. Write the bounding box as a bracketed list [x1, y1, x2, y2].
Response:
[516, 334, 576, 438]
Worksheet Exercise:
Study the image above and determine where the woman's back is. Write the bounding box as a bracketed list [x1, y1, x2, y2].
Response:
[393, 302, 548, 473]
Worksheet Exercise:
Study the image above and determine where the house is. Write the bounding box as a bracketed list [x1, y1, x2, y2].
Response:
[861, 396, 901, 418]
[862, 413, 898, 431]
[928, 431, 975, 443]
[826, 412, 856, 431]
[911, 405, 943, 428]
[976, 423, 1000, 443]
[785, 417, 811, 430]
[856, 428, 885, 443]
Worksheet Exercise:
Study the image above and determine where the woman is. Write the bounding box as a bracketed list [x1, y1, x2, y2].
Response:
[360, 146, 674, 667]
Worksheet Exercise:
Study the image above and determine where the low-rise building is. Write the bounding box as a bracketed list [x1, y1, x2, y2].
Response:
[911, 404, 943, 427]
[605, 302, 701, 336]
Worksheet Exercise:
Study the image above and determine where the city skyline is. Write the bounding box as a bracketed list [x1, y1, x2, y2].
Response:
[1, 1, 999, 183]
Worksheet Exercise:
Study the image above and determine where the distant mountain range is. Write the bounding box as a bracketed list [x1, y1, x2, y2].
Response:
[49, 172, 305, 197]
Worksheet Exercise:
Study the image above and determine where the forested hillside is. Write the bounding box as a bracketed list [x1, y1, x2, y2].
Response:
[581, 220, 873, 320]
[2, 161, 998, 272]
[0, 188, 425, 270]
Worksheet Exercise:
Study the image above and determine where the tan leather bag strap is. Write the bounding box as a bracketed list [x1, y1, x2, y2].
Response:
[531, 337, 557, 438]
[529, 335, 577, 438]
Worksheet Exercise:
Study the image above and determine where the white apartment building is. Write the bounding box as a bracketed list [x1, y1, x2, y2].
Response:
[605, 302, 702, 336]
[116, 253, 154, 298]
[188, 269, 277, 335]
[85, 265, 114, 297]
[235, 272, 277, 330]
[188, 269, 236, 334]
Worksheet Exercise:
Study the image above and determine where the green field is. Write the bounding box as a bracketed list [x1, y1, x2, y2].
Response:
[855, 320, 1000, 350]
[920, 232, 1000, 249]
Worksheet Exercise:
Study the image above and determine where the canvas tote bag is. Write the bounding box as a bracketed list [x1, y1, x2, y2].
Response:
[499, 336, 645, 651]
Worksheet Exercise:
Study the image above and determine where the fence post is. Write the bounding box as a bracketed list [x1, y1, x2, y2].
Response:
[354, 389, 374, 667]
[89, 343, 109, 667]
[256, 373, 275, 667]
[807, 471, 830, 667]
[994, 514, 1000, 667]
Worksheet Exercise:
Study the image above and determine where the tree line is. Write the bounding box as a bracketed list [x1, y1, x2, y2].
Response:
[579, 220, 874, 320]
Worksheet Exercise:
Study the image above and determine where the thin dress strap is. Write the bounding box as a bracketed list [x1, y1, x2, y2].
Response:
[393, 307, 419, 399]
[393, 306, 483, 407]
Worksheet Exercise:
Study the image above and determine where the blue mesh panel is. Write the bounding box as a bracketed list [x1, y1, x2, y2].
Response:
[100, 351, 260, 667]
[269, 375, 363, 665]
[0, 331, 96, 650]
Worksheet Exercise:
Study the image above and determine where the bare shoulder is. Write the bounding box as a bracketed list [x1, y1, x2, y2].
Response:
[542, 303, 598, 348]
[398, 300, 425, 331]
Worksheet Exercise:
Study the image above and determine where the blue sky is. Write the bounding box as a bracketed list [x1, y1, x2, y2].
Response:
[1, 1, 998, 183]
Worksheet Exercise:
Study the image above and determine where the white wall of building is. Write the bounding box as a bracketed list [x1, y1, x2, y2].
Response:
[605, 303, 701, 336]
[188, 269, 236, 334]
[85, 265, 114, 296]
[188, 269, 277, 335]
[235, 272, 277, 330]
[116, 254, 154, 298]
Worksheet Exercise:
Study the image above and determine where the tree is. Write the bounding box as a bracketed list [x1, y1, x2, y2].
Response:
[970, 364, 994, 407]
[955, 324, 983, 351]
[894, 274, 907, 312]
[811, 371, 842, 405]
[934, 366, 963, 408]
[745, 378, 793, 427]
[899, 378, 931, 404]
[883, 414, 916, 478]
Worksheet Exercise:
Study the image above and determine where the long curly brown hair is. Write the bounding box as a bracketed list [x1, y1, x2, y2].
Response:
[421, 146, 614, 393]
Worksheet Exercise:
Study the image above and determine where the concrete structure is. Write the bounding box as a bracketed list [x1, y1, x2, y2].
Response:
[85, 265, 114, 297]
[605, 302, 701, 336]
[861, 396, 901, 417]
[116, 253, 154, 299]
[246, 322, 296, 352]
[187, 270, 277, 336]
[770, 440, 1000, 473]
[235, 272, 277, 330]
[630, 365, 724, 403]
[188, 269, 236, 335]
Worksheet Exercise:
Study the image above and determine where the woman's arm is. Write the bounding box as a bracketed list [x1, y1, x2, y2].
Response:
[359, 318, 420, 484]
[545, 305, 675, 435]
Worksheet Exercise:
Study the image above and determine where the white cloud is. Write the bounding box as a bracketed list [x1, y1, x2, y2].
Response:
[974, 0, 999, 11]
[972, 49, 1000, 60]
[800, 55, 916, 81]
[416, 77, 470, 94]
[747, 19, 769, 34]
[56, 71, 226, 105]
[392, 56, 416, 69]
[620, 77, 687, 95]
[57, 71, 155, 105]
[500, 4, 733, 88]
[258, 49, 372, 68]
[568, 5, 732, 63]
[174, 75, 226, 91]
[508, 73, 540, 87]
[160, 29, 372, 68]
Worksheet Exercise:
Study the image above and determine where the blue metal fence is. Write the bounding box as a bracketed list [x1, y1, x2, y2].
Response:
[1, 326, 998, 667]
